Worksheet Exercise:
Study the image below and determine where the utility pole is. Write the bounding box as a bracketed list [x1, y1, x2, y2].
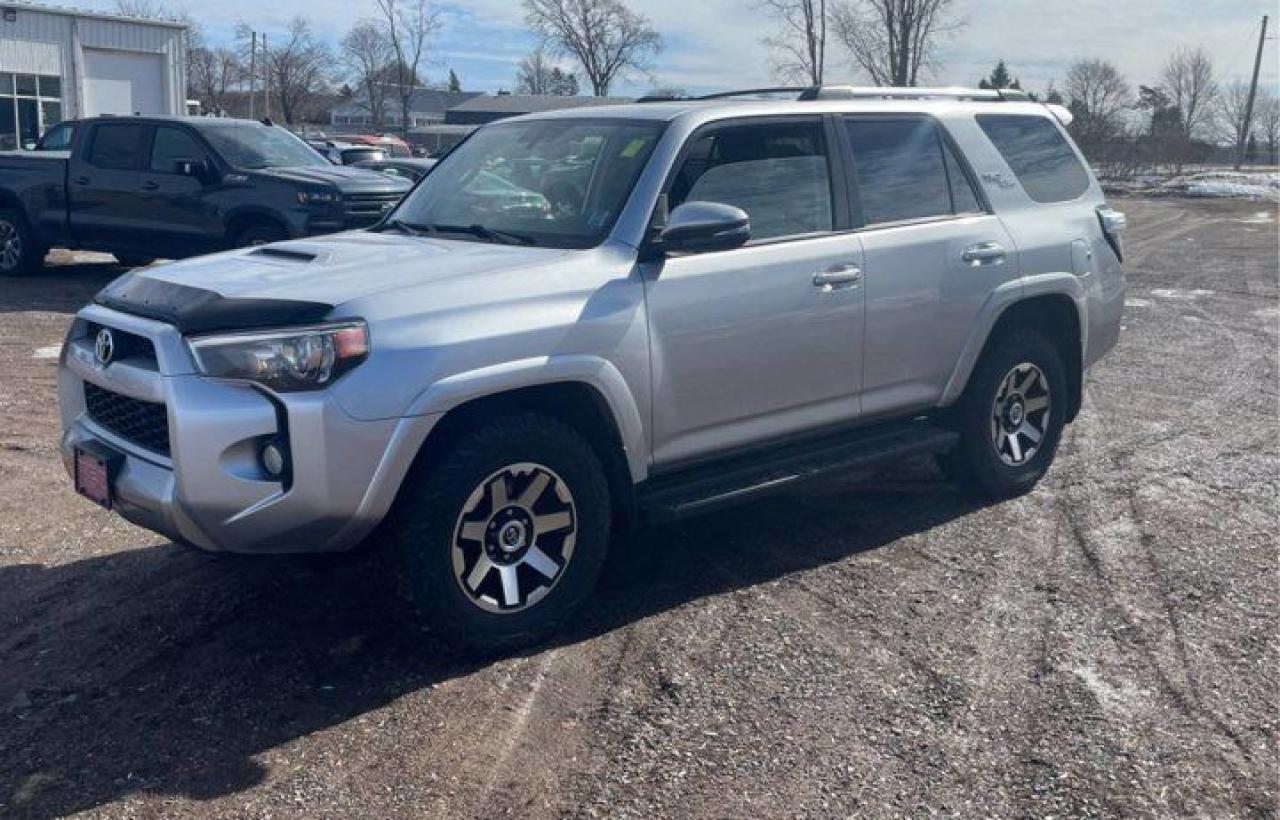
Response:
[261, 34, 270, 121]
[248, 31, 257, 119]
[1236, 14, 1269, 170]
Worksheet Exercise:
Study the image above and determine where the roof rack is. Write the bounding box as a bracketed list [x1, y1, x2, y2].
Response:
[637, 85, 1033, 104]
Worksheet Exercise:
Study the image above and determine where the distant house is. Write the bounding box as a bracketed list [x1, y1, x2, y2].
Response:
[329, 87, 481, 131]
[444, 94, 632, 126]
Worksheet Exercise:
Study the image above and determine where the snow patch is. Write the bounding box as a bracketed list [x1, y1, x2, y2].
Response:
[31, 345, 61, 360]
[1150, 288, 1214, 299]
[1124, 298, 1151, 308]
[1239, 211, 1275, 224]
[1071, 666, 1148, 716]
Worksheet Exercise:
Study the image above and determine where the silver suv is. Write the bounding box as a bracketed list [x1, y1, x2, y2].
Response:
[58, 87, 1126, 651]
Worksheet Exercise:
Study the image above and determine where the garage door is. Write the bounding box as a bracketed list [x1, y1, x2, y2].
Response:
[83, 49, 165, 116]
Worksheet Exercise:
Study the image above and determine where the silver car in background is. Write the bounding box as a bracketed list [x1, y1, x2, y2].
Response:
[58, 86, 1125, 652]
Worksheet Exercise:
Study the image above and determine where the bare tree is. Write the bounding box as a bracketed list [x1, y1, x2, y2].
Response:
[376, 0, 441, 136]
[1064, 58, 1132, 150]
[1215, 81, 1256, 159]
[1257, 90, 1280, 165]
[831, 0, 962, 87]
[758, 0, 827, 85]
[188, 47, 242, 115]
[1160, 46, 1218, 139]
[341, 22, 394, 130]
[515, 48, 580, 95]
[264, 17, 332, 125]
[524, 0, 662, 97]
[113, 0, 173, 17]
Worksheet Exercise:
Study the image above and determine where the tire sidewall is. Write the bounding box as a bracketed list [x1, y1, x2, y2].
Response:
[395, 415, 612, 652]
[0, 209, 36, 276]
[950, 331, 1069, 497]
[234, 224, 287, 248]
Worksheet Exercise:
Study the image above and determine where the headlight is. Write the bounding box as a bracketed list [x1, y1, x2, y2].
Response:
[297, 189, 339, 206]
[187, 321, 369, 391]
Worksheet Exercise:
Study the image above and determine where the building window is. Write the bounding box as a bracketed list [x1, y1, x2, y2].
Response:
[0, 72, 63, 150]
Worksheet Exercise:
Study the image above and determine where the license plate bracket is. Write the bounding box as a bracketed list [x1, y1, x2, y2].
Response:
[74, 441, 123, 509]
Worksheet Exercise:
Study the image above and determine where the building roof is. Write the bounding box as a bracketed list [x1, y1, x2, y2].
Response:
[447, 94, 633, 115]
[2, 1, 188, 28]
[331, 88, 482, 117]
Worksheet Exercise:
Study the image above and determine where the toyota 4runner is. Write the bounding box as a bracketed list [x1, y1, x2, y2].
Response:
[57, 87, 1126, 652]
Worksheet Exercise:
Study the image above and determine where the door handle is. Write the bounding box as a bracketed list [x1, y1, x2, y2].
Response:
[962, 242, 1007, 266]
[141, 181, 159, 191]
[813, 264, 862, 289]
[72, 176, 90, 186]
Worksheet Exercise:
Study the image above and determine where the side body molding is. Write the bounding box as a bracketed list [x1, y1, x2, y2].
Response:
[403, 354, 650, 483]
[939, 272, 1088, 406]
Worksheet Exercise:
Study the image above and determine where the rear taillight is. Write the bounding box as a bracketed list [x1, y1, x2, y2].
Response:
[1096, 206, 1127, 262]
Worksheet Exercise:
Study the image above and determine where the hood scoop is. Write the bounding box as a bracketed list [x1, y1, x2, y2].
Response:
[249, 247, 318, 263]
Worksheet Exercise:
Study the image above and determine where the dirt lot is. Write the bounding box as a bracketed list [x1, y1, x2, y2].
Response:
[1, 198, 1276, 819]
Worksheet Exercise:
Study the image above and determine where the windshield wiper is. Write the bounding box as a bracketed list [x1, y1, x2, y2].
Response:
[380, 218, 432, 236]
[420, 223, 538, 246]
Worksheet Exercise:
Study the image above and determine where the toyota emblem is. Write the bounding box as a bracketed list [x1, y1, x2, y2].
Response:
[94, 328, 115, 367]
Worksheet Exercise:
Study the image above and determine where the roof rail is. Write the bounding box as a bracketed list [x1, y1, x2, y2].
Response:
[658, 85, 1034, 103]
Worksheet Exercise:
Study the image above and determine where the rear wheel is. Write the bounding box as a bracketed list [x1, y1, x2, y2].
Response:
[392, 413, 612, 654]
[0, 209, 40, 276]
[941, 329, 1068, 499]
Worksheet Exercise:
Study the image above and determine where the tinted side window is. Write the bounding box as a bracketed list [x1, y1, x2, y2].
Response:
[87, 123, 145, 170]
[941, 139, 982, 214]
[976, 114, 1090, 203]
[844, 118, 952, 224]
[671, 120, 833, 241]
[150, 126, 205, 173]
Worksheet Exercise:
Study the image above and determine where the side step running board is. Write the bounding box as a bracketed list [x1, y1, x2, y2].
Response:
[637, 420, 958, 522]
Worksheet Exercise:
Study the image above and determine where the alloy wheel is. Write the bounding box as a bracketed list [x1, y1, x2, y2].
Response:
[990, 362, 1051, 466]
[0, 219, 21, 272]
[451, 462, 577, 614]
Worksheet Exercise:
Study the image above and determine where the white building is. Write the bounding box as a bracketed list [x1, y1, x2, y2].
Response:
[0, 2, 186, 149]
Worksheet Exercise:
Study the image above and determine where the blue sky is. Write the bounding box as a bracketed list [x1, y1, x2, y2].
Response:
[68, 0, 1279, 97]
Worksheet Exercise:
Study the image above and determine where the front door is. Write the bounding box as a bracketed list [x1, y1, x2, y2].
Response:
[644, 117, 865, 468]
[138, 125, 221, 258]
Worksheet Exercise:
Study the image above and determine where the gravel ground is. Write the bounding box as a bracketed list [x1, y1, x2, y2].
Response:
[0, 198, 1276, 819]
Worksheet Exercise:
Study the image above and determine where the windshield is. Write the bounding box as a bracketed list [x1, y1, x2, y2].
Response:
[388, 118, 665, 249]
[199, 124, 330, 169]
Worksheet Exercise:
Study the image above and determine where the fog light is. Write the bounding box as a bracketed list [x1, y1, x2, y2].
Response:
[260, 440, 288, 479]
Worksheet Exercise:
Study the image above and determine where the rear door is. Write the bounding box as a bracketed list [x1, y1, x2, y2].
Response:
[841, 115, 1019, 418]
[68, 121, 151, 251]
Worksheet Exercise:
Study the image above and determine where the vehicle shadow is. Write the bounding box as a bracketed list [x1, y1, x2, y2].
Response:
[0, 257, 126, 315]
[0, 457, 983, 817]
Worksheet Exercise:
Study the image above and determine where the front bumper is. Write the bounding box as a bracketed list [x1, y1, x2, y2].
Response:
[58, 305, 439, 553]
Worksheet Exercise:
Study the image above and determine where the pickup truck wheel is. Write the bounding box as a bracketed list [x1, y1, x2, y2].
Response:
[233, 223, 286, 248]
[941, 329, 1068, 500]
[392, 413, 611, 654]
[0, 209, 38, 276]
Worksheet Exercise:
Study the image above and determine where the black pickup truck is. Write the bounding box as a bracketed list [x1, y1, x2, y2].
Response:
[0, 116, 412, 275]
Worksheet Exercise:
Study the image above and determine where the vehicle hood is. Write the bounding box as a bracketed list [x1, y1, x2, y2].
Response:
[250, 164, 411, 193]
[102, 231, 573, 329]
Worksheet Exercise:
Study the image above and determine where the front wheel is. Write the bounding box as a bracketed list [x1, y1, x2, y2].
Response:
[391, 413, 612, 654]
[233, 223, 287, 248]
[941, 329, 1068, 499]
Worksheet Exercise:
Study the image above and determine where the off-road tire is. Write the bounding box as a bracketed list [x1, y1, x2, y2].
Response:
[391, 413, 612, 655]
[941, 328, 1069, 500]
[0, 208, 40, 276]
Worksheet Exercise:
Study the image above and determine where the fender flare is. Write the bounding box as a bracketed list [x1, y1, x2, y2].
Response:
[224, 206, 295, 242]
[939, 272, 1088, 406]
[403, 354, 650, 482]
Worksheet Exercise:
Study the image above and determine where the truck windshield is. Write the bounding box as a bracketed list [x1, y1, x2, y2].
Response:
[386, 118, 665, 249]
[198, 123, 330, 169]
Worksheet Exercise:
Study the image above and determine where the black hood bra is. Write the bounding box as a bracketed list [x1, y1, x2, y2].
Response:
[95, 273, 334, 334]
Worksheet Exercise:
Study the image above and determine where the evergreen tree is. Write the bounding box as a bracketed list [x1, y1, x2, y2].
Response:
[985, 59, 1013, 89]
[447, 69, 461, 92]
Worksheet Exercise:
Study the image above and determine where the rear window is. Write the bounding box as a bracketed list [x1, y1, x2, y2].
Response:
[976, 114, 1090, 203]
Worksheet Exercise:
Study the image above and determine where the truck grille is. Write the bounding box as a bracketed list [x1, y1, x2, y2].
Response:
[84, 382, 171, 456]
[343, 192, 403, 226]
[86, 322, 157, 367]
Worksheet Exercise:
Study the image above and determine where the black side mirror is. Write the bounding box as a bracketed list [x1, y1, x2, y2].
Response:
[175, 159, 211, 182]
[658, 201, 751, 254]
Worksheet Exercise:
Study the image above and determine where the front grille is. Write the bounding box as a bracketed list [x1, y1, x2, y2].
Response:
[86, 322, 157, 367]
[84, 382, 171, 456]
[343, 192, 403, 225]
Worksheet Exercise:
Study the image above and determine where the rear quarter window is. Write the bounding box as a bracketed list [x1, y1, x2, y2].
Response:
[976, 114, 1090, 203]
